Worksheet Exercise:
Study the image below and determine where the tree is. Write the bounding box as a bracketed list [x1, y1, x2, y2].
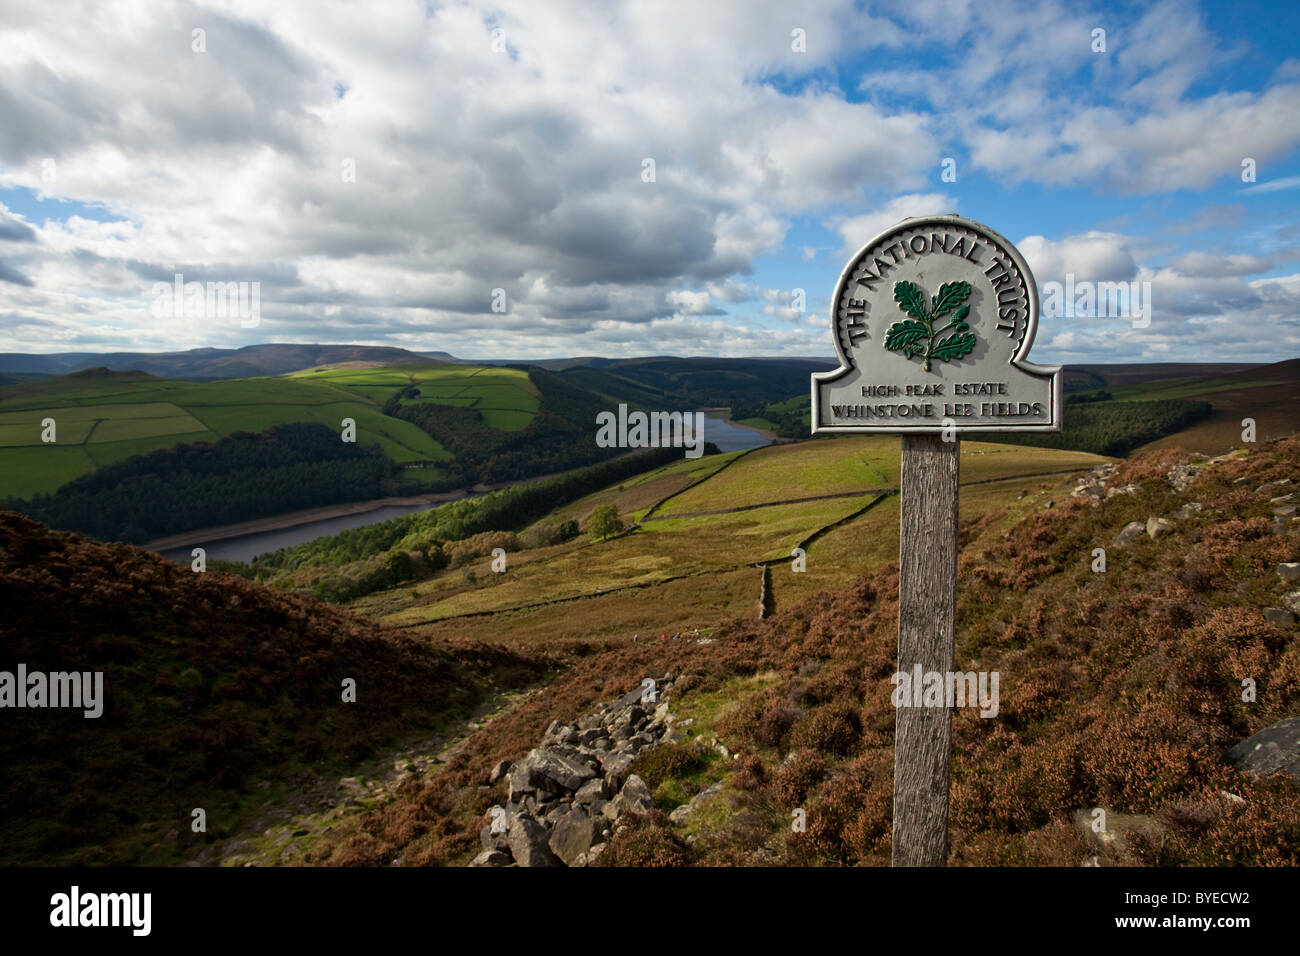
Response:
[588, 504, 624, 541]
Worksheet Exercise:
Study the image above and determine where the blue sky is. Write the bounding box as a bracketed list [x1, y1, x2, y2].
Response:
[0, 0, 1297, 363]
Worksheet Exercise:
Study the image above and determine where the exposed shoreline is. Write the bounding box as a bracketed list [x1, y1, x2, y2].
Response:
[142, 490, 475, 552]
[699, 406, 782, 443]
[144, 412, 770, 554]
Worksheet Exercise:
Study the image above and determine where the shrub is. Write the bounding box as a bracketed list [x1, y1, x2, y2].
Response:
[773, 751, 826, 806]
[599, 810, 689, 867]
[790, 701, 862, 757]
[627, 745, 705, 791]
[733, 754, 766, 790]
[754, 701, 803, 750]
[445, 530, 519, 569]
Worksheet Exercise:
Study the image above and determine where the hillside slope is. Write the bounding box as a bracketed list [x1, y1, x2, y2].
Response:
[297, 435, 1300, 866]
[1129, 358, 1300, 455]
[0, 512, 544, 865]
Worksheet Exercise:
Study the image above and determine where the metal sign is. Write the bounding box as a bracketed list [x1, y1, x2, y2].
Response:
[812, 215, 1061, 434]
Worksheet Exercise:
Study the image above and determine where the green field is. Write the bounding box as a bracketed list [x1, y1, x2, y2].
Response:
[351, 436, 1109, 633]
[657, 440, 887, 514]
[0, 371, 455, 498]
[289, 364, 540, 432]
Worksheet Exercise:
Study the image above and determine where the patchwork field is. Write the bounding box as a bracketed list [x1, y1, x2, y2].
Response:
[359, 437, 1109, 644]
[289, 363, 540, 431]
[0, 371, 453, 498]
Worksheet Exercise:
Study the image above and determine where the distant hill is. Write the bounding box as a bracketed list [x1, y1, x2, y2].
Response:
[1063, 362, 1262, 392]
[0, 344, 1273, 392]
[0, 510, 544, 865]
[0, 344, 460, 380]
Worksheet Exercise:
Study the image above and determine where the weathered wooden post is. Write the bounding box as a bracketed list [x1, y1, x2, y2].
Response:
[812, 215, 1061, 866]
[893, 433, 959, 865]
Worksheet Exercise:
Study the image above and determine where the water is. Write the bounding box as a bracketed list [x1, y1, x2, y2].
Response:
[698, 411, 771, 452]
[156, 411, 771, 564]
[157, 503, 431, 564]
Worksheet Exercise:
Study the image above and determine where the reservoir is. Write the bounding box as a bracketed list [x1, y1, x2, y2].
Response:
[156, 411, 771, 564]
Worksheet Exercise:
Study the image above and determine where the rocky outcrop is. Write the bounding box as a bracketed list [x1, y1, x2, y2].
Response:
[1226, 717, 1300, 781]
[1070, 462, 1118, 502]
[468, 674, 677, 866]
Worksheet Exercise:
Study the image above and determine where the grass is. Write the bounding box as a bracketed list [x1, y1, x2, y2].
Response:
[1081, 363, 1300, 457]
[292, 364, 541, 433]
[392, 566, 761, 649]
[655, 437, 1102, 517]
[352, 438, 1108, 648]
[0, 446, 98, 499]
[373, 494, 875, 626]
[655, 672, 783, 832]
[1132, 381, 1300, 456]
[1105, 375, 1292, 402]
[0, 371, 455, 498]
[657, 439, 891, 514]
[540, 452, 744, 527]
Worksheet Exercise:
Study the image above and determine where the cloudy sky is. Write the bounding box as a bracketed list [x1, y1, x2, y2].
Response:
[0, 0, 1298, 362]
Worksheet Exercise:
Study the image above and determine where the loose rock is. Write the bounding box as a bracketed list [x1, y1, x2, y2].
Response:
[507, 815, 561, 867]
[1116, 521, 1145, 546]
[1146, 516, 1173, 539]
[1263, 607, 1296, 627]
[1226, 717, 1300, 781]
[548, 807, 596, 866]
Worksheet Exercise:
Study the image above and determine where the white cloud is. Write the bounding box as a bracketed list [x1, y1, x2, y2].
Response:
[0, 0, 1295, 363]
[1240, 176, 1300, 195]
[1169, 249, 1300, 277]
[761, 304, 804, 322]
[705, 279, 756, 304]
[667, 290, 723, 315]
[1019, 232, 1139, 285]
[829, 193, 957, 257]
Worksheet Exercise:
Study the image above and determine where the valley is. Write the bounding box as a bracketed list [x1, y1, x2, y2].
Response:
[0, 353, 1297, 867]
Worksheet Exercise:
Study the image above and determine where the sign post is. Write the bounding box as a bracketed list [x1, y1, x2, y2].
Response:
[811, 215, 1061, 866]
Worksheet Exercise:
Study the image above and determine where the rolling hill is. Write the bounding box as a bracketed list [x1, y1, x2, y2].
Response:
[0, 363, 627, 539]
[0, 352, 1292, 553]
[0, 510, 546, 866]
[3, 405, 1297, 866]
[253, 436, 1110, 649]
[0, 343, 460, 380]
[283, 434, 1300, 867]
[0, 368, 454, 500]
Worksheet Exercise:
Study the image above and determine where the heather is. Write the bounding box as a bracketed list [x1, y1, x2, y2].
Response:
[307, 437, 1299, 866]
